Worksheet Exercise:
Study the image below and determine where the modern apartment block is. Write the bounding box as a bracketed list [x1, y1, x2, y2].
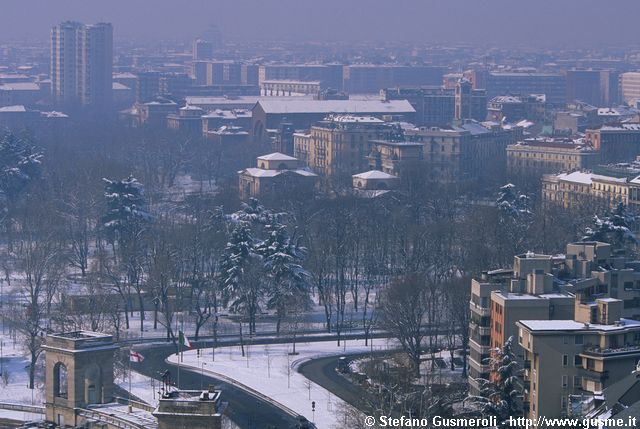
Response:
[518, 307, 640, 420]
[470, 241, 640, 399]
[51, 22, 113, 109]
[469, 252, 574, 396]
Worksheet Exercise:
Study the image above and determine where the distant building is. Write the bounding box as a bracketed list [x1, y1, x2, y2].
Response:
[261, 80, 322, 96]
[258, 64, 342, 91]
[238, 153, 317, 200]
[127, 98, 178, 127]
[51, 22, 113, 109]
[382, 84, 486, 127]
[352, 170, 400, 190]
[367, 140, 423, 176]
[487, 95, 546, 123]
[292, 115, 396, 177]
[201, 108, 252, 135]
[343, 65, 445, 94]
[620, 72, 640, 106]
[404, 120, 522, 183]
[507, 137, 599, 179]
[586, 123, 640, 164]
[192, 38, 214, 61]
[167, 105, 204, 134]
[566, 69, 619, 106]
[541, 170, 638, 211]
[0, 82, 43, 107]
[485, 72, 566, 106]
[251, 99, 415, 143]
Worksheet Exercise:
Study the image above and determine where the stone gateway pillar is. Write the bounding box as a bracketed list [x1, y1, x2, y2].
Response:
[43, 331, 119, 427]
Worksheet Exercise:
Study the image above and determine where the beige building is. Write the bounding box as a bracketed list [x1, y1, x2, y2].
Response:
[352, 170, 399, 190]
[507, 138, 599, 179]
[238, 152, 317, 200]
[367, 140, 423, 176]
[621, 72, 640, 106]
[405, 121, 522, 183]
[518, 312, 640, 420]
[541, 170, 639, 211]
[470, 241, 640, 397]
[293, 115, 393, 178]
[469, 252, 574, 396]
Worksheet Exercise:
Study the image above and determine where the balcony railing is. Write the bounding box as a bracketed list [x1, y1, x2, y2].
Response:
[581, 344, 640, 358]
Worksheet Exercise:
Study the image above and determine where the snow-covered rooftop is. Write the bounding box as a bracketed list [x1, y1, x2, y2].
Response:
[353, 170, 398, 180]
[0, 105, 27, 112]
[519, 318, 640, 332]
[257, 152, 298, 161]
[256, 99, 415, 114]
[555, 171, 627, 185]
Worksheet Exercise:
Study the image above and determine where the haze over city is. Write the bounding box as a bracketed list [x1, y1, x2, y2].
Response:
[1, 0, 640, 47]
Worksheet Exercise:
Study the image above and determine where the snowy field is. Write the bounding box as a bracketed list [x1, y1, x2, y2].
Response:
[170, 338, 393, 429]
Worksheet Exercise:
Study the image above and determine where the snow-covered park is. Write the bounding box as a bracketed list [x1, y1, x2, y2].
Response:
[170, 338, 394, 429]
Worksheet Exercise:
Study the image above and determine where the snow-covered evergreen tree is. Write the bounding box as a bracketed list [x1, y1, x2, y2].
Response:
[101, 175, 152, 245]
[219, 221, 262, 334]
[258, 222, 310, 334]
[582, 202, 637, 248]
[497, 183, 532, 218]
[0, 131, 43, 220]
[468, 336, 523, 426]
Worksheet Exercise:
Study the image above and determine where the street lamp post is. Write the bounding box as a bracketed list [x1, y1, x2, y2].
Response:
[200, 362, 207, 390]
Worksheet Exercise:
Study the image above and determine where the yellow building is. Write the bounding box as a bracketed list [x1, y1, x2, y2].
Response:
[292, 115, 393, 178]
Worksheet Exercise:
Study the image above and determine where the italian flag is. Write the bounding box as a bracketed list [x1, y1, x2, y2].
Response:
[178, 331, 192, 349]
[129, 350, 145, 363]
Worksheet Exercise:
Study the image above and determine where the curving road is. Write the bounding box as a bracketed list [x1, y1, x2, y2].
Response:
[132, 343, 300, 429]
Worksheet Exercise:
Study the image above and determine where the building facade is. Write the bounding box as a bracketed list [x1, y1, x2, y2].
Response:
[507, 138, 599, 179]
[51, 22, 113, 109]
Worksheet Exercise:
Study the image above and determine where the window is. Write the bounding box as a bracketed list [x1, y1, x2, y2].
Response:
[575, 335, 583, 345]
[574, 376, 581, 388]
[561, 396, 567, 409]
[574, 355, 582, 367]
[562, 375, 568, 388]
[54, 362, 68, 399]
[562, 355, 569, 367]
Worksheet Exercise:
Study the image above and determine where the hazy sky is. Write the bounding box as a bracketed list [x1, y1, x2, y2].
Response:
[1, 0, 639, 47]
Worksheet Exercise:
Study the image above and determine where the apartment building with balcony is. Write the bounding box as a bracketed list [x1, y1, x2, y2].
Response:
[469, 241, 640, 397]
[518, 306, 640, 420]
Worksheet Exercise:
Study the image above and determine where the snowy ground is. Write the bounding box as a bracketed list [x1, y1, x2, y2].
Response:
[170, 338, 394, 429]
[0, 328, 45, 406]
[116, 368, 161, 407]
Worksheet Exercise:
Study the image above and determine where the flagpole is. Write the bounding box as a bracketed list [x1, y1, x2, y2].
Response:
[128, 350, 132, 413]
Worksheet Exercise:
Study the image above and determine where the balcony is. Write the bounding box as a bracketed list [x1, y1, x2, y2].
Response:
[469, 338, 492, 354]
[580, 344, 640, 360]
[469, 301, 491, 316]
[579, 367, 609, 382]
